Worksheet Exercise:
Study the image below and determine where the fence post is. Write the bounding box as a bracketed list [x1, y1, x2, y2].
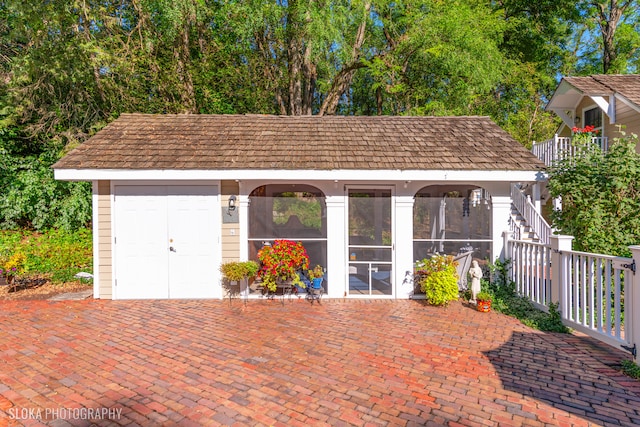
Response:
[628, 246, 640, 364]
[550, 235, 574, 313]
[503, 230, 512, 257]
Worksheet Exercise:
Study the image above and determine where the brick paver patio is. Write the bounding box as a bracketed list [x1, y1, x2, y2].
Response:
[1, 298, 640, 426]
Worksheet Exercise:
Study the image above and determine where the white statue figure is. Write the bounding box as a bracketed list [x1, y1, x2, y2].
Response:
[469, 260, 483, 302]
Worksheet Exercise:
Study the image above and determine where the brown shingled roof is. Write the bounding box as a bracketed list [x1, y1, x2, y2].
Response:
[53, 114, 543, 171]
[564, 75, 640, 107]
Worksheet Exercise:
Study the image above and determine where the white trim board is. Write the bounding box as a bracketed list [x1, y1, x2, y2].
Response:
[55, 168, 546, 183]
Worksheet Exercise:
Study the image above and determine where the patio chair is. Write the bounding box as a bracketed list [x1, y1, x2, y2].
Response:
[305, 277, 324, 304]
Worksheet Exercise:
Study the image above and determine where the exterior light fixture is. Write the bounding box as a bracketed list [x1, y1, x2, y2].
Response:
[574, 116, 580, 125]
[227, 195, 237, 214]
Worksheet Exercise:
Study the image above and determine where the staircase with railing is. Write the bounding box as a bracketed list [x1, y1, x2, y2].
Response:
[510, 184, 552, 245]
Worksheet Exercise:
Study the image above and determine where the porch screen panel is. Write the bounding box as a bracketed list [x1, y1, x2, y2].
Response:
[248, 184, 328, 292]
[413, 185, 492, 279]
[348, 189, 393, 296]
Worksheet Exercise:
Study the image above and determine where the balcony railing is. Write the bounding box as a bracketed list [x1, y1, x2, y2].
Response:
[532, 135, 609, 167]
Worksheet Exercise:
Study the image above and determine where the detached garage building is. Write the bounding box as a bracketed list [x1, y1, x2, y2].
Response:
[53, 114, 545, 300]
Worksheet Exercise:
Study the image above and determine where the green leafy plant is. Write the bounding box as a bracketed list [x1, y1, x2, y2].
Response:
[621, 360, 640, 380]
[243, 260, 260, 279]
[307, 265, 324, 280]
[548, 130, 640, 257]
[416, 254, 459, 306]
[0, 229, 92, 283]
[485, 258, 570, 333]
[257, 240, 310, 292]
[476, 291, 492, 302]
[0, 252, 26, 282]
[220, 261, 259, 282]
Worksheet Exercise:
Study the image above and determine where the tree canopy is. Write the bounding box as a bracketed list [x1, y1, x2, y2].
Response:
[1, 0, 640, 230]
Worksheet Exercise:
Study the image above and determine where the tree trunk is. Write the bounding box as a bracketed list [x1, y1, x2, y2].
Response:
[302, 35, 316, 115]
[80, 1, 106, 106]
[175, 21, 196, 113]
[318, 2, 370, 116]
[594, 0, 630, 73]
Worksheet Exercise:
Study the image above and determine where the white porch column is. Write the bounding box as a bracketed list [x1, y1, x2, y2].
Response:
[325, 195, 346, 298]
[550, 235, 574, 313]
[532, 183, 542, 213]
[395, 195, 415, 299]
[491, 195, 512, 262]
[238, 194, 250, 260]
[91, 181, 100, 299]
[628, 246, 640, 364]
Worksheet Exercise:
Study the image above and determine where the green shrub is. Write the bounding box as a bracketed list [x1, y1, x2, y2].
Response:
[486, 259, 570, 333]
[0, 154, 91, 231]
[548, 131, 640, 257]
[416, 254, 459, 306]
[0, 228, 93, 283]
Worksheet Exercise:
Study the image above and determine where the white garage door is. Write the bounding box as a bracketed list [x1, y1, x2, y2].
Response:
[113, 185, 219, 299]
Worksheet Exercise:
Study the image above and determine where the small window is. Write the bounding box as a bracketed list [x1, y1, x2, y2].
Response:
[583, 107, 602, 129]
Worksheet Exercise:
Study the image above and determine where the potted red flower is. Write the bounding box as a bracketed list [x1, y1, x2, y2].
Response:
[476, 291, 492, 312]
[257, 240, 310, 292]
[571, 125, 600, 147]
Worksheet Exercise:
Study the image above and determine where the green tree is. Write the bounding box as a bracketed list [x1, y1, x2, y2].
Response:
[569, 0, 640, 74]
[483, 0, 578, 147]
[548, 132, 640, 257]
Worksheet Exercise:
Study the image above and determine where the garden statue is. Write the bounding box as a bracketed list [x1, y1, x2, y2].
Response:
[469, 260, 483, 301]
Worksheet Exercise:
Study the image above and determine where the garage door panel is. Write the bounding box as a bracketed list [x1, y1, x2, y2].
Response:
[114, 186, 169, 299]
[114, 185, 218, 300]
[168, 186, 218, 298]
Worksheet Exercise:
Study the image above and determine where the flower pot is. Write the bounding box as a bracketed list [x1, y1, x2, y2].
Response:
[477, 299, 491, 312]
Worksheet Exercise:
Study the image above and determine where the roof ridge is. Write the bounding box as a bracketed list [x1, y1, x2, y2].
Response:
[590, 75, 618, 93]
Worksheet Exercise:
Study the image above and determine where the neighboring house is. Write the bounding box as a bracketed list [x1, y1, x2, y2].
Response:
[53, 114, 545, 300]
[535, 74, 640, 166]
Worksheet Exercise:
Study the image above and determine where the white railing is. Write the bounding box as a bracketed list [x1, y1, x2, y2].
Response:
[558, 250, 631, 348]
[507, 240, 552, 308]
[507, 235, 638, 355]
[532, 135, 609, 167]
[511, 184, 552, 245]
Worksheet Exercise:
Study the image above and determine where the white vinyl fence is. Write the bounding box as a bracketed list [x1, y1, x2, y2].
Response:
[506, 234, 640, 359]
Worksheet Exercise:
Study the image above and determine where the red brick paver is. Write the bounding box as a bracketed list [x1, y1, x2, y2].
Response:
[1, 299, 639, 426]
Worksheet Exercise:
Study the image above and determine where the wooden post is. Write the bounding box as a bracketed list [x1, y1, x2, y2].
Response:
[550, 235, 574, 315]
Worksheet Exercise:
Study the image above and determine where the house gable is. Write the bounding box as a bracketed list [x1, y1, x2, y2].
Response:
[548, 75, 640, 133]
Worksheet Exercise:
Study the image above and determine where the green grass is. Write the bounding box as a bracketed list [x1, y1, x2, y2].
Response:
[621, 359, 640, 379]
[0, 228, 92, 283]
